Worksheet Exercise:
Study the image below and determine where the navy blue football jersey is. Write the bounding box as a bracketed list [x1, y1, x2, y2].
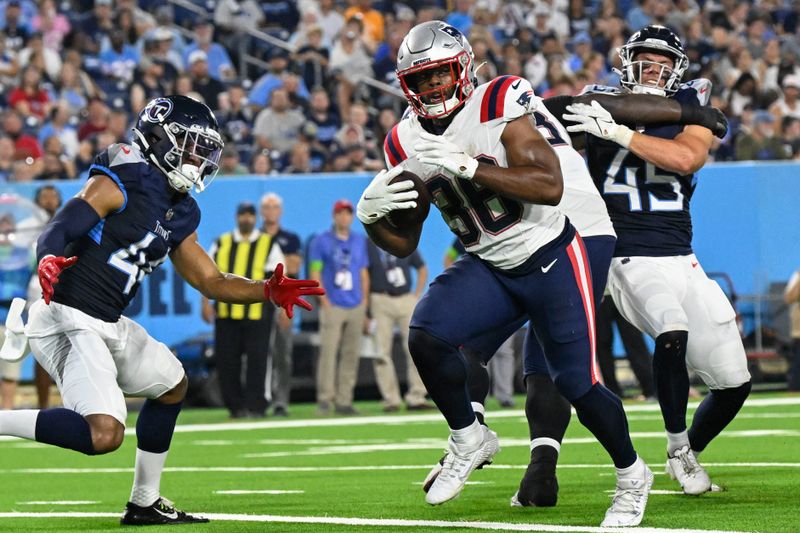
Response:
[53, 143, 201, 321]
[582, 79, 712, 257]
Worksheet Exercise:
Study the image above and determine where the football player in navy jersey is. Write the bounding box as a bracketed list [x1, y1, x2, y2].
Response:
[0, 95, 324, 526]
[564, 25, 751, 496]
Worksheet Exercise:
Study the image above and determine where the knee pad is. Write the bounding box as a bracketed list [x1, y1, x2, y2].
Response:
[655, 330, 689, 362]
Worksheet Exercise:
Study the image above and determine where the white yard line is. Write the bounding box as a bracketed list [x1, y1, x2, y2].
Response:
[213, 490, 305, 495]
[0, 511, 753, 533]
[0, 397, 797, 443]
[241, 430, 800, 458]
[4, 462, 799, 475]
[15, 501, 100, 505]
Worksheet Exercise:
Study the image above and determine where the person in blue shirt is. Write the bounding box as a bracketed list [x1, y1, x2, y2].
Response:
[309, 199, 369, 415]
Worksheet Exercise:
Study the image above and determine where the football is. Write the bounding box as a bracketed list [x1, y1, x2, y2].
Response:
[385, 170, 431, 229]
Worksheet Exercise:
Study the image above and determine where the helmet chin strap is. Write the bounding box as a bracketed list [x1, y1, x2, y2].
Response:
[423, 93, 461, 117]
[167, 164, 202, 193]
[631, 84, 667, 97]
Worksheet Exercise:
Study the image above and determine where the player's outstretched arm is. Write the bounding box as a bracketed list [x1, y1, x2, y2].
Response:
[172, 233, 324, 317]
[564, 101, 713, 175]
[544, 94, 728, 139]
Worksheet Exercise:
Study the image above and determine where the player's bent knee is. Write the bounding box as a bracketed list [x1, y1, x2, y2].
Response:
[655, 330, 689, 360]
[158, 374, 188, 404]
[408, 328, 451, 369]
[86, 414, 125, 454]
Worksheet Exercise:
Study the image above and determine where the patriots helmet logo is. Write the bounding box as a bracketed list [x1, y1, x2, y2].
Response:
[142, 98, 174, 124]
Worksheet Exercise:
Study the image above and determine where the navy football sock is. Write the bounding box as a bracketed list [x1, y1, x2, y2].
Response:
[653, 330, 690, 433]
[409, 328, 474, 429]
[689, 381, 751, 453]
[525, 373, 571, 444]
[35, 408, 95, 455]
[571, 384, 637, 468]
[136, 399, 183, 453]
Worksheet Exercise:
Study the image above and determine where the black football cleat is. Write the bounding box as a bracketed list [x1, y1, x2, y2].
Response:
[511, 446, 559, 507]
[120, 497, 210, 526]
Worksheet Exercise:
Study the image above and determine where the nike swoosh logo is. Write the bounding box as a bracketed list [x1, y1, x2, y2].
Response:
[511, 80, 521, 90]
[155, 508, 178, 520]
[541, 258, 557, 273]
[121, 146, 131, 154]
[691, 262, 698, 268]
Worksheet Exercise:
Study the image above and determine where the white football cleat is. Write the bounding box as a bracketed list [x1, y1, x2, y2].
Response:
[601, 458, 654, 527]
[421, 455, 445, 493]
[425, 426, 500, 505]
[666, 445, 712, 495]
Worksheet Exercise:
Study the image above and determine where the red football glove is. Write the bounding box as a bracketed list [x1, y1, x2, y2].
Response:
[264, 263, 326, 319]
[38, 255, 78, 304]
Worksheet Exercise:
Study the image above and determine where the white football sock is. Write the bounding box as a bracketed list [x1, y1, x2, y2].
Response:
[470, 402, 485, 417]
[130, 448, 168, 507]
[0, 409, 38, 440]
[451, 419, 483, 450]
[616, 455, 644, 478]
[666, 430, 690, 455]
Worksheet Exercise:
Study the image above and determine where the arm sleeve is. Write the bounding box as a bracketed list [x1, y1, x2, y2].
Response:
[36, 198, 102, 261]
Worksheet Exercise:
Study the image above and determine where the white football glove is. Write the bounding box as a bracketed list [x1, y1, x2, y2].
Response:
[563, 100, 635, 148]
[356, 165, 419, 225]
[413, 131, 478, 180]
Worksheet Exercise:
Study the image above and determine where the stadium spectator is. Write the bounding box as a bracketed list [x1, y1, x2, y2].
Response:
[130, 55, 169, 115]
[76, 0, 114, 55]
[219, 146, 248, 175]
[213, 0, 263, 50]
[309, 199, 369, 416]
[0, 30, 20, 83]
[189, 50, 226, 111]
[780, 117, 800, 159]
[105, 109, 131, 144]
[293, 25, 329, 92]
[54, 61, 96, 115]
[145, 27, 183, 75]
[2, 0, 30, 52]
[305, 88, 340, 149]
[216, 80, 255, 154]
[249, 150, 273, 175]
[284, 142, 313, 174]
[77, 98, 109, 141]
[184, 20, 235, 82]
[329, 16, 372, 119]
[4, 109, 42, 161]
[316, 0, 344, 47]
[98, 28, 139, 85]
[17, 31, 60, 81]
[8, 64, 51, 119]
[248, 47, 300, 110]
[253, 87, 306, 158]
[735, 110, 789, 160]
[770, 74, 800, 122]
[343, 0, 384, 50]
[37, 101, 79, 159]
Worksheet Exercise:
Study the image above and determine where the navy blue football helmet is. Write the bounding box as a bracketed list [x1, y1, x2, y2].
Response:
[132, 95, 224, 193]
[618, 25, 689, 96]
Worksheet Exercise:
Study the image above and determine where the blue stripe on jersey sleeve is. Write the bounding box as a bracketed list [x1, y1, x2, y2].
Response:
[88, 219, 105, 244]
[88, 164, 128, 213]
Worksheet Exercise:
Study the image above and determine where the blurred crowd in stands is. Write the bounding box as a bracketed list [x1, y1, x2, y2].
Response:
[0, 0, 799, 184]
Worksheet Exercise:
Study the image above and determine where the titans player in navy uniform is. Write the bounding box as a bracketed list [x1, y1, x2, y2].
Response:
[565, 26, 751, 495]
[0, 96, 324, 525]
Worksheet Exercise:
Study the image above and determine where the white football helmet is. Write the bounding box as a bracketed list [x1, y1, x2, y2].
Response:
[396, 21, 477, 119]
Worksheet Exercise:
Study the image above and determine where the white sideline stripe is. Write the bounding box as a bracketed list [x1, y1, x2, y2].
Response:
[0, 512, 752, 532]
[0, 397, 797, 442]
[16, 501, 100, 505]
[213, 490, 304, 495]
[604, 490, 685, 496]
[241, 430, 800, 458]
[5, 462, 800, 475]
[412, 481, 493, 486]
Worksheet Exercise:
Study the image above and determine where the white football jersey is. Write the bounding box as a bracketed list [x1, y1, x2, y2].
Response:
[530, 102, 615, 239]
[384, 75, 565, 270]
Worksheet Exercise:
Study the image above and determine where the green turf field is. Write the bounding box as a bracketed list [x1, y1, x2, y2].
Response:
[0, 393, 798, 532]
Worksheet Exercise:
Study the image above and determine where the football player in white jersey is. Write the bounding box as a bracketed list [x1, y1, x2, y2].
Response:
[565, 25, 751, 496]
[357, 21, 653, 527]
[420, 76, 729, 508]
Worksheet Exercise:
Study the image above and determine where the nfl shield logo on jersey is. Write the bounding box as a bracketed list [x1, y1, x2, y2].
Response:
[166, 209, 174, 221]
